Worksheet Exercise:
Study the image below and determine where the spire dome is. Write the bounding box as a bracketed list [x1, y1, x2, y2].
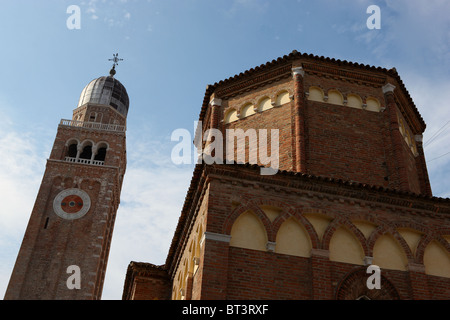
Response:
[77, 54, 129, 117]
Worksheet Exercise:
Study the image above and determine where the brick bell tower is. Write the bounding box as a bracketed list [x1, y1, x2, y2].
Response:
[5, 57, 129, 300]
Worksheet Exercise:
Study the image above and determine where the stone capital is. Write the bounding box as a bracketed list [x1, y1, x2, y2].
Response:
[382, 83, 396, 94]
[266, 241, 276, 252]
[310, 248, 329, 258]
[200, 231, 231, 246]
[363, 256, 373, 266]
[209, 97, 222, 107]
[407, 262, 426, 273]
[292, 67, 305, 78]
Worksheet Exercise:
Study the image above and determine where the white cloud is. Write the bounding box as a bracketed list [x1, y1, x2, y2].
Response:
[82, 0, 134, 26]
[0, 106, 48, 298]
[101, 139, 193, 299]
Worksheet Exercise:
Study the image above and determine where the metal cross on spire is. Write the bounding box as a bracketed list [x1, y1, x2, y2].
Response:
[108, 53, 123, 77]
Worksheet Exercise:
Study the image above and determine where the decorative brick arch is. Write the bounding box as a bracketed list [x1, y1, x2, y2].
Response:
[335, 267, 401, 300]
[367, 227, 414, 261]
[322, 216, 369, 256]
[222, 202, 274, 241]
[272, 208, 320, 250]
[393, 220, 431, 263]
[415, 232, 450, 265]
[65, 138, 81, 147]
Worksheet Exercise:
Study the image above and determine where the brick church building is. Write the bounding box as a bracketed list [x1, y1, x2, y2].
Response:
[122, 50, 450, 300]
[4, 51, 449, 300]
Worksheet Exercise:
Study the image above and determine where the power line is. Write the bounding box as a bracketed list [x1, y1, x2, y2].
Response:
[424, 120, 450, 148]
[427, 151, 450, 163]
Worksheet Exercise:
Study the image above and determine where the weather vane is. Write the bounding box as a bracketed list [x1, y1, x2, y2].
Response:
[108, 53, 123, 77]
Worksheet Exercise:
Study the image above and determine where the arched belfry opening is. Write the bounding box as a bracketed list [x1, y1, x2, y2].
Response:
[94, 143, 108, 162]
[79, 144, 93, 160]
[67, 143, 77, 158]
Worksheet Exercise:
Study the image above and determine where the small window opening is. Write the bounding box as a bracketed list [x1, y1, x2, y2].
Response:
[44, 217, 49, 229]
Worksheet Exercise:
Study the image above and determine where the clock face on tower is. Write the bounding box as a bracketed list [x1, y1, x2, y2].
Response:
[53, 188, 91, 220]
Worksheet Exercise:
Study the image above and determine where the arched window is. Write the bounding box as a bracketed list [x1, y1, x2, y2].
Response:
[257, 97, 272, 112]
[347, 94, 363, 109]
[224, 109, 239, 124]
[79, 144, 93, 160]
[89, 112, 97, 122]
[240, 103, 255, 118]
[275, 91, 290, 106]
[327, 89, 344, 106]
[94, 142, 108, 162]
[96, 113, 103, 123]
[67, 143, 78, 158]
[366, 97, 381, 112]
[308, 86, 324, 102]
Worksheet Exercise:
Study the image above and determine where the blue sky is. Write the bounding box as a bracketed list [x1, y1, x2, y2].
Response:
[0, 0, 449, 300]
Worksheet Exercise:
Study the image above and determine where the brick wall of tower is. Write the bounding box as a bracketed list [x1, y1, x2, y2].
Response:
[6, 112, 126, 300]
[223, 103, 294, 172]
[5, 160, 121, 300]
[217, 70, 427, 195]
[221, 78, 295, 172]
[305, 100, 386, 185]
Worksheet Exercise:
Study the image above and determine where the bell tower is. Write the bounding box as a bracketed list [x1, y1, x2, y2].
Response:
[5, 56, 129, 300]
